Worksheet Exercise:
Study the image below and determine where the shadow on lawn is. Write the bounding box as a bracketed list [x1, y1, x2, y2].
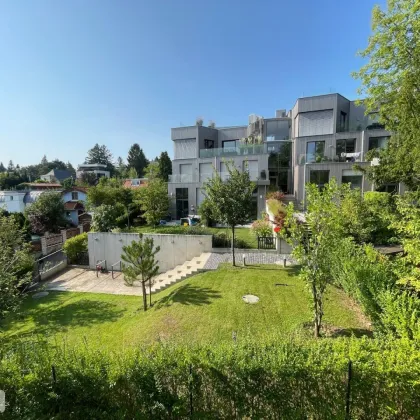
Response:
[29, 298, 126, 335]
[155, 284, 221, 309]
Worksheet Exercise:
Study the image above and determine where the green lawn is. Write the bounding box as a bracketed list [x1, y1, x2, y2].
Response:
[132, 226, 258, 248]
[0, 265, 369, 351]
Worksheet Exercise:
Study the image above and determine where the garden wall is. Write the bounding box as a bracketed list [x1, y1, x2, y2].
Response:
[88, 232, 212, 273]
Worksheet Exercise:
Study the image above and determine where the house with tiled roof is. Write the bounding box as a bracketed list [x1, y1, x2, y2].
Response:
[62, 187, 88, 225]
[123, 178, 148, 189]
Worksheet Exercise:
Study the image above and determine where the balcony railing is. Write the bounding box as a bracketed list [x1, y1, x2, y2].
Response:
[199, 144, 266, 158]
[168, 170, 263, 183]
[298, 152, 363, 165]
[168, 174, 194, 183]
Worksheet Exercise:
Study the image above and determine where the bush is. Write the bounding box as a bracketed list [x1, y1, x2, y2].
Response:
[266, 190, 285, 201]
[212, 231, 249, 248]
[250, 218, 272, 237]
[0, 338, 418, 419]
[63, 233, 88, 262]
[198, 198, 215, 227]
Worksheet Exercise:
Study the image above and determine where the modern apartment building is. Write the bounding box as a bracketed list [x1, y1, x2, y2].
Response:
[168, 93, 402, 219]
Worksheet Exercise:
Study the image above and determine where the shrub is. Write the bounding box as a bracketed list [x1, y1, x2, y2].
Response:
[198, 197, 215, 227]
[63, 233, 88, 262]
[212, 231, 249, 248]
[266, 190, 285, 201]
[250, 218, 272, 237]
[0, 338, 418, 419]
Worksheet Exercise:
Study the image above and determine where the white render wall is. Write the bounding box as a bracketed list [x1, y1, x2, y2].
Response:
[0, 192, 26, 213]
[88, 232, 212, 273]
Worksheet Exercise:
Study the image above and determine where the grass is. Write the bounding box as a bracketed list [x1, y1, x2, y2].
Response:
[0, 265, 370, 351]
[132, 225, 258, 248]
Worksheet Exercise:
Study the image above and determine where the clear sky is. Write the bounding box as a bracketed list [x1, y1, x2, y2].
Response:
[0, 0, 385, 167]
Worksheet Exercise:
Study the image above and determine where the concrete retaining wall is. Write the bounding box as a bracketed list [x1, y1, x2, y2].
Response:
[88, 233, 212, 273]
[40, 259, 68, 281]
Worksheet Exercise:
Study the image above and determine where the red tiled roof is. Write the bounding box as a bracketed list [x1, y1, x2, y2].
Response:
[62, 186, 88, 193]
[123, 179, 148, 189]
[64, 201, 84, 211]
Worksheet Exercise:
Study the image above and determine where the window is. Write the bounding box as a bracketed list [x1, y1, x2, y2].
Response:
[339, 111, 347, 132]
[204, 139, 214, 149]
[266, 120, 290, 141]
[10, 196, 13, 201]
[368, 136, 389, 151]
[71, 192, 79, 201]
[306, 141, 325, 163]
[377, 184, 398, 194]
[176, 188, 189, 219]
[336, 139, 356, 161]
[309, 170, 329, 190]
[342, 170, 362, 190]
[222, 140, 237, 152]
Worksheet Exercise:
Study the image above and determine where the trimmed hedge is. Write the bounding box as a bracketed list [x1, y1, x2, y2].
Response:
[0, 338, 419, 419]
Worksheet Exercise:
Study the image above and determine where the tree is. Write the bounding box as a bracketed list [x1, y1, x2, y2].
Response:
[62, 177, 75, 189]
[7, 160, 15, 172]
[203, 161, 255, 265]
[135, 177, 169, 226]
[78, 172, 98, 186]
[0, 162, 5, 172]
[121, 235, 160, 311]
[127, 144, 149, 177]
[91, 203, 126, 232]
[157, 151, 172, 181]
[0, 215, 33, 318]
[116, 156, 127, 178]
[353, 0, 420, 190]
[127, 167, 138, 179]
[85, 143, 114, 174]
[282, 179, 347, 338]
[65, 162, 76, 177]
[144, 161, 160, 180]
[25, 191, 67, 235]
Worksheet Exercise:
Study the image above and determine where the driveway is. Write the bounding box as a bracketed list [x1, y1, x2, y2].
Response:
[45, 268, 145, 296]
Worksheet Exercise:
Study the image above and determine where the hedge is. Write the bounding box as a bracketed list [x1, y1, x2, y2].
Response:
[0, 338, 418, 419]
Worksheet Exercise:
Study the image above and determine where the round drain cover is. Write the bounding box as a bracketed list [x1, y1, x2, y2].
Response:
[32, 291, 49, 299]
[242, 294, 259, 304]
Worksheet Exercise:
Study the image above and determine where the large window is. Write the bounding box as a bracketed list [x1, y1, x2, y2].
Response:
[306, 141, 325, 163]
[176, 188, 189, 219]
[309, 170, 329, 190]
[71, 192, 79, 201]
[338, 111, 347, 132]
[377, 184, 398, 194]
[268, 142, 292, 168]
[266, 120, 290, 141]
[204, 139, 214, 149]
[336, 138, 356, 161]
[369, 136, 389, 151]
[342, 170, 362, 190]
[222, 140, 237, 153]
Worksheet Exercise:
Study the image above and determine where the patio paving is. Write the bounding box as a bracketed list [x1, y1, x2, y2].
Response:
[44, 268, 145, 296]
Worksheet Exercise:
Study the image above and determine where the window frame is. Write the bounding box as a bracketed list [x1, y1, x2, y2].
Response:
[306, 141, 325, 163]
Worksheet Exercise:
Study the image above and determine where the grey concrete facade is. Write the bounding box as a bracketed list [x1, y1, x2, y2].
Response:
[168, 93, 401, 218]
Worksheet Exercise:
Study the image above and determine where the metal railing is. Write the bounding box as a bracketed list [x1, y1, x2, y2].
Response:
[168, 174, 194, 183]
[111, 260, 122, 279]
[169, 170, 262, 183]
[199, 144, 266, 158]
[258, 236, 276, 250]
[297, 153, 363, 165]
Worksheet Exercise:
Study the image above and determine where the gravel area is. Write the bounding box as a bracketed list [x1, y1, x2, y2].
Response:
[203, 252, 296, 270]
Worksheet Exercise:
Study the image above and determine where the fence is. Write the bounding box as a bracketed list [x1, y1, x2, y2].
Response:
[41, 226, 85, 255]
[258, 236, 276, 250]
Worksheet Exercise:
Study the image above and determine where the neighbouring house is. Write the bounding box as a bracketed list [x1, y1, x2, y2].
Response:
[76, 163, 110, 180]
[23, 183, 62, 190]
[62, 187, 88, 225]
[0, 191, 26, 213]
[40, 169, 73, 184]
[123, 178, 148, 189]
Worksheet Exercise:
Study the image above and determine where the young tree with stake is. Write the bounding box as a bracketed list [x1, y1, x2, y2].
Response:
[121, 235, 160, 311]
[203, 160, 255, 266]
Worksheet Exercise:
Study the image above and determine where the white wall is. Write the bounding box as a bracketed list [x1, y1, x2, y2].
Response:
[88, 233, 212, 273]
[0, 192, 26, 213]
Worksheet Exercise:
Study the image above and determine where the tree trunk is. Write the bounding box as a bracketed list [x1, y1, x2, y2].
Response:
[231, 225, 235, 266]
[142, 281, 147, 311]
[149, 278, 152, 307]
[312, 282, 319, 338]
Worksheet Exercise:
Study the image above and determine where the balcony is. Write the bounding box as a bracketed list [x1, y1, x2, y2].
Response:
[168, 174, 194, 183]
[199, 144, 266, 158]
[298, 152, 363, 165]
[168, 170, 264, 183]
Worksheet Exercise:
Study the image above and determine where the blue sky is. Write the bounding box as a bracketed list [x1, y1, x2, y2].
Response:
[0, 0, 385, 167]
